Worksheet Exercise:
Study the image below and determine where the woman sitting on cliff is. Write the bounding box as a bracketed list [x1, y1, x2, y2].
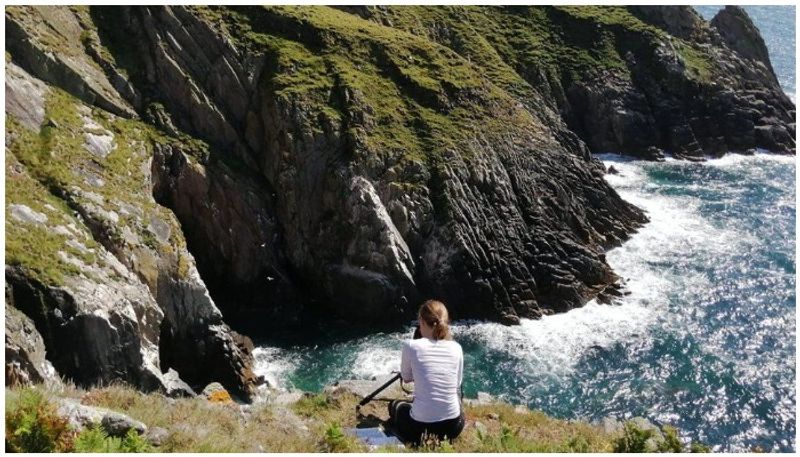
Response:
[388, 300, 465, 445]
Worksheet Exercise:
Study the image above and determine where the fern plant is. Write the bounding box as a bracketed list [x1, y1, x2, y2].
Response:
[5, 388, 74, 452]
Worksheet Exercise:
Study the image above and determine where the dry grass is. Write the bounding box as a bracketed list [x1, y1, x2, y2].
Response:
[8, 382, 319, 452]
[6, 382, 627, 452]
[454, 403, 615, 452]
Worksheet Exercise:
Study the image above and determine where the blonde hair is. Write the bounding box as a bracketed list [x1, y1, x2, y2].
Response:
[419, 300, 451, 340]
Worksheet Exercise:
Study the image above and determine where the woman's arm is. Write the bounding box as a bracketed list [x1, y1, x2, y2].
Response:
[400, 342, 414, 382]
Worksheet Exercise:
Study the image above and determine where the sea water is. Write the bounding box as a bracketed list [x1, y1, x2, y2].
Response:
[252, 6, 796, 452]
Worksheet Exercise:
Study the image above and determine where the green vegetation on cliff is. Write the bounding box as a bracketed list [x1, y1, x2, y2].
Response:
[6, 120, 100, 287]
[5, 86, 198, 288]
[193, 6, 543, 165]
[185, 5, 718, 169]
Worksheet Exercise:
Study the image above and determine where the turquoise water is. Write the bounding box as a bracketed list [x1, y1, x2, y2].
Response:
[253, 7, 796, 452]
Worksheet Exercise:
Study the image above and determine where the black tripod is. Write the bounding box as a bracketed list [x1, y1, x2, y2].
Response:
[356, 373, 403, 413]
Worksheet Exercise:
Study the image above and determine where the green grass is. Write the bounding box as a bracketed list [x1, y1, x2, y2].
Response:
[321, 422, 363, 452]
[5, 123, 101, 286]
[674, 40, 715, 82]
[293, 393, 338, 418]
[191, 5, 533, 167]
[182, 5, 717, 173]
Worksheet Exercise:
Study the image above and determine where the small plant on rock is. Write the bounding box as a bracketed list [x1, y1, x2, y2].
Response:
[74, 427, 117, 452]
[321, 421, 362, 452]
[417, 432, 456, 453]
[612, 421, 655, 452]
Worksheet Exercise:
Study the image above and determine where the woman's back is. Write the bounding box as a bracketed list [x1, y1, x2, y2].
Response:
[401, 337, 463, 423]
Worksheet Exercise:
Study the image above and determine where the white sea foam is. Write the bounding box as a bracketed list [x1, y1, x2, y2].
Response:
[252, 346, 296, 391]
[454, 300, 654, 378]
[343, 331, 406, 380]
[601, 156, 754, 255]
[703, 151, 796, 167]
[352, 347, 401, 379]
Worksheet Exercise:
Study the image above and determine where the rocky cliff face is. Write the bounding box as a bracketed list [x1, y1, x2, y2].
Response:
[5, 6, 793, 398]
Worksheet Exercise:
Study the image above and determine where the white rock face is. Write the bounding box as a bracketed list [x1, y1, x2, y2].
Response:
[10, 204, 48, 225]
[5, 62, 48, 131]
[347, 176, 416, 285]
[84, 131, 116, 159]
[80, 107, 117, 159]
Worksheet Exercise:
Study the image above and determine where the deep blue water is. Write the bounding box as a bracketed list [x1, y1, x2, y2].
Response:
[253, 7, 796, 452]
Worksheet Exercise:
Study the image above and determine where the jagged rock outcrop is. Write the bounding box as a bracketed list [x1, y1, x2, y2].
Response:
[602, 5, 793, 158]
[5, 6, 793, 396]
[5, 59, 255, 400]
[5, 6, 137, 118]
[710, 6, 777, 84]
[5, 303, 57, 386]
[150, 140, 300, 330]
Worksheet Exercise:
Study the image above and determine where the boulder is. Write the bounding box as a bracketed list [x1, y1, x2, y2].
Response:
[101, 411, 147, 437]
[57, 398, 146, 436]
[145, 426, 170, 447]
[162, 368, 196, 398]
[202, 382, 233, 403]
[463, 391, 497, 406]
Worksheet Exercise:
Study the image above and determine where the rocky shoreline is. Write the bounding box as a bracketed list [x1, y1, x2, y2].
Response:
[5, 6, 794, 400]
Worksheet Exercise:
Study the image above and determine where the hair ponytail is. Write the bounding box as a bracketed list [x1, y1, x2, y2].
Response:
[419, 300, 451, 340]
